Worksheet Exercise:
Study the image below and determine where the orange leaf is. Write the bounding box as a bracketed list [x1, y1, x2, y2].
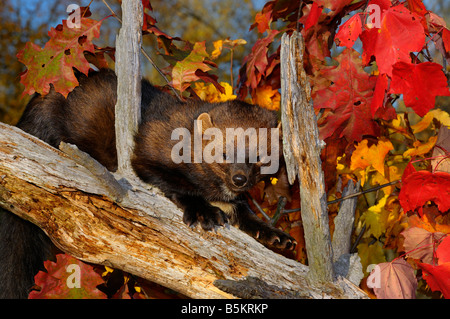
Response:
[403, 136, 437, 158]
[350, 139, 393, 175]
[252, 85, 280, 111]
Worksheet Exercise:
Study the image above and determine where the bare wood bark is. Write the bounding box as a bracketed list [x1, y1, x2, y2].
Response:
[0, 123, 368, 299]
[332, 180, 360, 261]
[280, 31, 335, 283]
[114, 0, 143, 174]
[332, 180, 364, 286]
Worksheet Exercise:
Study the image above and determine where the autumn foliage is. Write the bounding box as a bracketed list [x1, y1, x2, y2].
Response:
[14, 0, 450, 299]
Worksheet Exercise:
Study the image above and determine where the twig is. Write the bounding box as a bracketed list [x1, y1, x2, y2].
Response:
[327, 180, 401, 205]
[282, 179, 401, 214]
[350, 224, 366, 254]
[295, 0, 304, 32]
[246, 192, 271, 222]
[230, 49, 234, 91]
[139, 48, 181, 101]
[271, 196, 287, 226]
[101, 0, 121, 23]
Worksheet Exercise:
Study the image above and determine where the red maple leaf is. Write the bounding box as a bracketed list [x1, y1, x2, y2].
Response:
[303, 2, 322, 31]
[419, 262, 450, 298]
[442, 28, 450, 53]
[141, 0, 156, 32]
[437, 236, 450, 264]
[367, 0, 391, 12]
[390, 62, 450, 117]
[29, 254, 106, 299]
[399, 171, 450, 214]
[360, 4, 425, 76]
[401, 160, 417, 181]
[370, 73, 389, 115]
[241, 30, 279, 90]
[17, 17, 103, 97]
[418, 236, 450, 299]
[335, 14, 362, 48]
[407, 0, 428, 17]
[314, 48, 384, 142]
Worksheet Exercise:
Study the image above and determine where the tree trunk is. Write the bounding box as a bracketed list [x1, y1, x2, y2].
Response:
[0, 122, 368, 299]
[280, 31, 335, 283]
[114, 0, 143, 175]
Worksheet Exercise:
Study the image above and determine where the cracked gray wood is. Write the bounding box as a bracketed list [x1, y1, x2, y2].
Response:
[114, 0, 143, 175]
[280, 31, 335, 283]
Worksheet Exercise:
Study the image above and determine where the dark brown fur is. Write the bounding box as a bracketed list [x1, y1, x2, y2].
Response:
[0, 69, 294, 298]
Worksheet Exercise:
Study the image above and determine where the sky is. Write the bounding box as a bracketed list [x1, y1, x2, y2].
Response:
[16, 0, 266, 26]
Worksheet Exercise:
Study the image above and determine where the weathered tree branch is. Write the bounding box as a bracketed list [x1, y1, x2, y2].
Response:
[280, 31, 335, 283]
[59, 141, 127, 203]
[332, 180, 360, 261]
[0, 123, 368, 299]
[332, 180, 364, 286]
[114, 0, 143, 174]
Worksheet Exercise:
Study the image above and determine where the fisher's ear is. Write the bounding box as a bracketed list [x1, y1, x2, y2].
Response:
[196, 112, 214, 134]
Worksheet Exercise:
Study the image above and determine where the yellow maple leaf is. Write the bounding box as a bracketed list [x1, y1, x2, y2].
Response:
[102, 266, 114, 277]
[252, 85, 281, 110]
[211, 38, 247, 60]
[211, 40, 223, 60]
[350, 139, 394, 177]
[193, 82, 236, 103]
[433, 109, 450, 127]
[411, 109, 450, 133]
[411, 112, 434, 133]
[391, 114, 407, 131]
[371, 172, 389, 195]
[357, 241, 386, 275]
[361, 195, 390, 238]
[389, 114, 412, 138]
[388, 164, 403, 182]
[403, 135, 437, 158]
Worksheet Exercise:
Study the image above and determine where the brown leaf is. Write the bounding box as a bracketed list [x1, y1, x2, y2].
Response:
[401, 227, 446, 264]
[369, 259, 417, 299]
